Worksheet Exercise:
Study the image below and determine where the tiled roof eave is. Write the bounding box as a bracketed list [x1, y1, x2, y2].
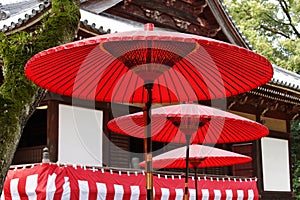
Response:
[270, 79, 300, 91]
[0, 2, 51, 34]
[249, 85, 300, 105]
[270, 65, 300, 92]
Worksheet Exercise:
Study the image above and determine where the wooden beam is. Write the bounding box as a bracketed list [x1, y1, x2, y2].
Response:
[206, 0, 248, 47]
[129, 0, 201, 24]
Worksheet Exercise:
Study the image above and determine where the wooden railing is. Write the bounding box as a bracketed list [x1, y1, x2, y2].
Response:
[12, 145, 45, 165]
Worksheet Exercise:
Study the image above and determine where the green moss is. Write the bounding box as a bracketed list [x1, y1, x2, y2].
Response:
[0, 0, 80, 190]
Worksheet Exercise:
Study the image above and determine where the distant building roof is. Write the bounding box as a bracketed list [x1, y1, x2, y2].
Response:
[1, 0, 39, 17]
[80, 9, 143, 34]
[272, 65, 300, 90]
[0, 0, 50, 32]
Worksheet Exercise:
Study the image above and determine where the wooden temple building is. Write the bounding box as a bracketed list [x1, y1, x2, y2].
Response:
[1, 0, 300, 199]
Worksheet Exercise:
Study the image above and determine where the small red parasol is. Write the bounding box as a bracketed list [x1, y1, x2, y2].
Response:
[139, 144, 252, 200]
[108, 103, 268, 199]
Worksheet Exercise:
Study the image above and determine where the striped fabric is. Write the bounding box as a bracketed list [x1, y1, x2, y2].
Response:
[1, 164, 258, 200]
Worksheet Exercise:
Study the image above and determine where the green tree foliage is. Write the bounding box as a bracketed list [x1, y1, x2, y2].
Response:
[0, 0, 80, 191]
[223, 0, 300, 197]
[292, 121, 300, 198]
[223, 0, 300, 72]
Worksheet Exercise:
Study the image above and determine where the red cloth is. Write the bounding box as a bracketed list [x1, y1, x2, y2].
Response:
[2, 163, 258, 200]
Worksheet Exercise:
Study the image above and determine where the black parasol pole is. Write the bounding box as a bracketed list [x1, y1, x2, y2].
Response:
[184, 134, 192, 200]
[144, 83, 153, 200]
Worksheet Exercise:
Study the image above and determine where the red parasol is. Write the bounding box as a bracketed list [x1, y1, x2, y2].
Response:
[139, 144, 252, 169]
[25, 24, 273, 104]
[108, 103, 268, 199]
[139, 144, 252, 200]
[107, 104, 269, 144]
[25, 24, 272, 199]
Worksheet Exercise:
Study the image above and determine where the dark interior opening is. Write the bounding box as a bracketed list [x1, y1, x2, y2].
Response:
[18, 109, 47, 147]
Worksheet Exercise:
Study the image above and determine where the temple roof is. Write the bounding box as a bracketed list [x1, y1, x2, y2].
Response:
[272, 65, 300, 91]
[1, 0, 299, 96]
[0, 0, 50, 32]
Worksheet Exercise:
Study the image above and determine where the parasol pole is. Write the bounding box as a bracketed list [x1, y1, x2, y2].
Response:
[184, 134, 192, 200]
[194, 167, 198, 200]
[190, 154, 205, 200]
[144, 83, 154, 200]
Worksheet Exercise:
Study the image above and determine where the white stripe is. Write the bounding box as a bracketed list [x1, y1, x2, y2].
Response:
[130, 186, 140, 200]
[214, 190, 221, 200]
[225, 190, 233, 200]
[10, 178, 20, 200]
[153, 187, 155, 198]
[114, 184, 124, 200]
[61, 177, 70, 200]
[237, 190, 244, 200]
[189, 189, 196, 200]
[248, 190, 254, 200]
[78, 180, 89, 200]
[96, 183, 107, 200]
[175, 189, 183, 200]
[46, 174, 57, 200]
[201, 189, 209, 200]
[26, 174, 38, 200]
[161, 188, 170, 200]
[1, 189, 5, 200]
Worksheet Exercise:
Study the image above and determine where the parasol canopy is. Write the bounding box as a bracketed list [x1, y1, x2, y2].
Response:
[25, 24, 273, 104]
[139, 144, 252, 169]
[139, 144, 252, 200]
[108, 104, 269, 144]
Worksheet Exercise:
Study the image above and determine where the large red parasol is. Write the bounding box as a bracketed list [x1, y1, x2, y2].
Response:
[25, 24, 272, 199]
[25, 24, 273, 104]
[139, 144, 252, 200]
[108, 103, 268, 199]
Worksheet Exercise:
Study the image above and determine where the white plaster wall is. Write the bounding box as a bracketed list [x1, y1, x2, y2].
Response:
[261, 137, 290, 191]
[58, 104, 103, 167]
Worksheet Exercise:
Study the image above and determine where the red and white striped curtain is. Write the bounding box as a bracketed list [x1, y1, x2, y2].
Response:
[1, 163, 258, 200]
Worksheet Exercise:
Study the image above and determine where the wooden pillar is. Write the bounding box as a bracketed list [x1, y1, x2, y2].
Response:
[287, 118, 294, 194]
[47, 100, 59, 162]
[102, 103, 111, 167]
[255, 108, 264, 195]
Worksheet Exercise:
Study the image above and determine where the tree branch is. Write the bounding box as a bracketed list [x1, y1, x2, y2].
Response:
[264, 12, 290, 26]
[260, 25, 291, 39]
[278, 0, 300, 38]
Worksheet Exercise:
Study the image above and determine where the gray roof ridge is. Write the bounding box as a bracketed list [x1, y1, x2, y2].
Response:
[0, 1, 50, 32]
[80, 9, 171, 34]
[79, 9, 144, 34]
[272, 65, 300, 90]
